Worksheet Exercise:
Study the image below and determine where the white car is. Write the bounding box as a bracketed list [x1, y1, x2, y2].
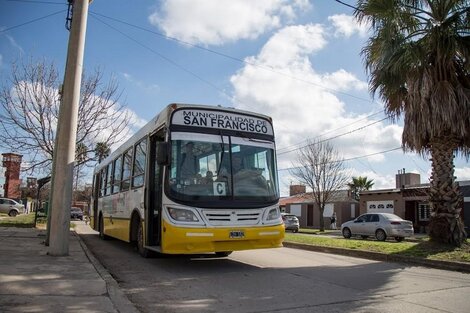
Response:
[341, 213, 414, 242]
[0, 198, 24, 217]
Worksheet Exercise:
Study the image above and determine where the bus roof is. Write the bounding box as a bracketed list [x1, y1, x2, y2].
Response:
[94, 103, 274, 172]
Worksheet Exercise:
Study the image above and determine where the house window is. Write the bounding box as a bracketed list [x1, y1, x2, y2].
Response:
[378, 204, 385, 209]
[418, 203, 431, 221]
[369, 204, 376, 209]
[386, 204, 394, 209]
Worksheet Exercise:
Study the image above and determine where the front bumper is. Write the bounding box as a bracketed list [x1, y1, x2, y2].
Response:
[161, 221, 285, 254]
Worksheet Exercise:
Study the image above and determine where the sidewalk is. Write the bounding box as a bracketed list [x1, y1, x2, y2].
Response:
[0, 227, 139, 313]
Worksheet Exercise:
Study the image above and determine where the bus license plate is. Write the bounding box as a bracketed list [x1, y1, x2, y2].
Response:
[230, 230, 245, 239]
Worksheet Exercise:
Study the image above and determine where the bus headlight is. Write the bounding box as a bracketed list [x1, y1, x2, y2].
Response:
[264, 207, 280, 222]
[167, 207, 200, 222]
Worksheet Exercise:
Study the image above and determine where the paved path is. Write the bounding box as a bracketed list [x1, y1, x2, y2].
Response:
[0, 227, 138, 313]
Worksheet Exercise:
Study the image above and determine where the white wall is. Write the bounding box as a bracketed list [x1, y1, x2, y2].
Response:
[366, 200, 394, 214]
[290, 204, 302, 217]
[323, 203, 334, 217]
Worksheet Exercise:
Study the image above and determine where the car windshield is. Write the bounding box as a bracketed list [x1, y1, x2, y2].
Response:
[168, 132, 279, 202]
[283, 214, 297, 219]
[71, 208, 81, 212]
[381, 213, 403, 220]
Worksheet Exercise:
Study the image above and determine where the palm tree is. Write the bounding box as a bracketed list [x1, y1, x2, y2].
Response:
[95, 142, 110, 163]
[348, 176, 374, 200]
[74, 143, 88, 197]
[355, 0, 469, 246]
[75, 143, 88, 166]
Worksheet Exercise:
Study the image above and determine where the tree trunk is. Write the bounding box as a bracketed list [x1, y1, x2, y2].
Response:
[319, 207, 325, 232]
[428, 138, 467, 246]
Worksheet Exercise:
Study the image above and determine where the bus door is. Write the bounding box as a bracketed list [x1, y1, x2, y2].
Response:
[92, 173, 100, 230]
[146, 132, 165, 247]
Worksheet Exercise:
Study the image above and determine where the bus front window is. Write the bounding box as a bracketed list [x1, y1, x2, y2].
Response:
[168, 133, 279, 202]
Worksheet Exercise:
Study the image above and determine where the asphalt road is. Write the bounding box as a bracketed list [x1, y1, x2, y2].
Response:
[76, 222, 470, 313]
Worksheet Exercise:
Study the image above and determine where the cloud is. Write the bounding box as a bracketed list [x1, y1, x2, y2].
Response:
[456, 167, 470, 181]
[5, 34, 25, 55]
[328, 14, 369, 38]
[122, 72, 160, 93]
[149, 0, 311, 45]
[229, 24, 402, 191]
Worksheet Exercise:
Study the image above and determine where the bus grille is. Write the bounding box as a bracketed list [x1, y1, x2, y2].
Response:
[202, 210, 261, 226]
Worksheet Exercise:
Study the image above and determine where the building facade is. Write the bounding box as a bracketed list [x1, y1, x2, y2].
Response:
[2, 153, 23, 199]
[280, 185, 359, 229]
[359, 171, 469, 233]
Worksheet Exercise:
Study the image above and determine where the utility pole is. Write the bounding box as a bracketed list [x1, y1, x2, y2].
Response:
[48, 0, 90, 256]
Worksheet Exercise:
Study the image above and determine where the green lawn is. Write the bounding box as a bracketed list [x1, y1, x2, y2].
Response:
[0, 213, 36, 227]
[284, 233, 470, 263]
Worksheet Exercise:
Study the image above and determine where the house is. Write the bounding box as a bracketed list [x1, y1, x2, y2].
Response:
[359, 170, 469, 233]
[280, 184, 359, 229]
[2, 153, 22, 199]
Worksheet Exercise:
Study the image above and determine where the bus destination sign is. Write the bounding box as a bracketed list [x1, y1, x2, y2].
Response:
[172, 109, 274, 136]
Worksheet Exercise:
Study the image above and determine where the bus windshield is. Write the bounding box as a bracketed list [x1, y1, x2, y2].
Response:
[168, 132, 279, 202]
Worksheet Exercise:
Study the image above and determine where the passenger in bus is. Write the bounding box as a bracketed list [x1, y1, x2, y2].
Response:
[180, 141, 198, 181]
[202, 171, 214, 184]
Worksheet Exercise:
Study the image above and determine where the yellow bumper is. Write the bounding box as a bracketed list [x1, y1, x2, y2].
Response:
[161, 221, 285, 254]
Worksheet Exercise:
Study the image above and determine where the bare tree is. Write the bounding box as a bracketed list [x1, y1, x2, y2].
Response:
[291, 140, 350, 231]
[0, 58, 131, 174]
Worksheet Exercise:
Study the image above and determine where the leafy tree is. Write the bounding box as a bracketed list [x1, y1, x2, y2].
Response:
[348, 176, 374, 200]
[0, 58, 130, 174]
[355, 0, 469, 245]
[95, 142, 110, 163]
[291, 140, 350, 231]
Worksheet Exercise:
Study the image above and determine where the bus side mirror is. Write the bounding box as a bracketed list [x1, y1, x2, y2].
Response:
[156, 142, 170, 165]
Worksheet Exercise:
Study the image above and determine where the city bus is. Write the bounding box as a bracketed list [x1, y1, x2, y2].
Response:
[90, 103, 284, 257]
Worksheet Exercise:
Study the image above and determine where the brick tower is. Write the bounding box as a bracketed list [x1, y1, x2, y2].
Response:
[2, 153, 22, 199]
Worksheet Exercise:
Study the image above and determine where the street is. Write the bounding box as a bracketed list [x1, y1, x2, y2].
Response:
[75, 222, 470, 313]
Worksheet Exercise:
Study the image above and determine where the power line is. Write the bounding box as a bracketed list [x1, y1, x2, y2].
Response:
[0, 9, 66, 34]
[89, 14, 232, 100]
[277, 147, 402, 172]
[276, 109, 385, 152]
[334, 0, 361, 11]
[277, 117, 389, 156]
[89, 11, 377, 106]
[4, 0, 65, 4]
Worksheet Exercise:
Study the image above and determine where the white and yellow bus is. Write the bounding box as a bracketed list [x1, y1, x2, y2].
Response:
[91, 103, 284, 257]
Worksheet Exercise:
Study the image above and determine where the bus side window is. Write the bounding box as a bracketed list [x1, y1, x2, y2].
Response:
[132, 138, 147, 188]
[106, 163, 113, 195]
[112, 156, 122, 194]
[99, 168, 106, 197]
[121, 148, 132, 191]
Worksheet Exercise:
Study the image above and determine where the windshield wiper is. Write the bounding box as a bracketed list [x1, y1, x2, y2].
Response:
[216, 131, 226, 176]
[235, 131, 272, 144]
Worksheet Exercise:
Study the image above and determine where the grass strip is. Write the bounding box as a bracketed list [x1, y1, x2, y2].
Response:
[284, 233, 470, 263]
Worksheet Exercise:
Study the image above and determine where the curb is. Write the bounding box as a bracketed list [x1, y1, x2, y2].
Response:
[283, 241, 470, 273]
[73, 232, 140, 313]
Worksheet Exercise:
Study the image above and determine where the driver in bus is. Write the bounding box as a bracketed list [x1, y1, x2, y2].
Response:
[180, 141, 198, 182]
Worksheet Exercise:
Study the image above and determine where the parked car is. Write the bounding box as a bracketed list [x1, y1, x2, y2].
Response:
[0, 198, 24, 217]
[341, 213, 414, 242]
[70, 207, 83, 220]
[281, 213, 300, 233]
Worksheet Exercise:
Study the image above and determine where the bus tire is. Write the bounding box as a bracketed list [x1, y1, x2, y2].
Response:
[137, 220, 151, 258]
[99, 215, 108, 240]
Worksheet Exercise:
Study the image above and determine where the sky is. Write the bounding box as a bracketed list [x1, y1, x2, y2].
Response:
[0, 0, 469, 196]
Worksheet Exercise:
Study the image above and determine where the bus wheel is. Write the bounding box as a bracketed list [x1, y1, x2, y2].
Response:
[137, 221, 151, 258]
[215, 251, 232, 257]
[99, 215, 108, 240]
